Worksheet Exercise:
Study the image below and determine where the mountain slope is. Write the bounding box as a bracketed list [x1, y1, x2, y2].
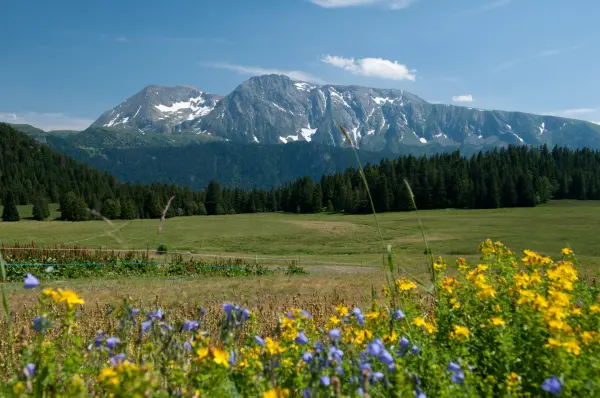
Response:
[90, 85, 223, 134]
[191, 74, 600, 152]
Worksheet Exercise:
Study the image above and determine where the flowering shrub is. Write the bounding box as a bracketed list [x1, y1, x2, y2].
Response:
[3, 241, 600, 397]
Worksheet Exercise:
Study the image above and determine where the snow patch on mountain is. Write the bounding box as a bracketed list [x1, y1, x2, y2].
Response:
[300, 124, 318, 142]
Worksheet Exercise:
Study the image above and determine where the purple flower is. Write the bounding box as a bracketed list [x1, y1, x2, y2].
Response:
[148, 309, 163, 320]
[301, 309, 312, 319]
[110, 353, 126, 366]
[541, 376, 561, 396]
[357, 314, 365, 326]
[329, 328, 341, 341]
[32, 316, 50, 333]
[142, 320, 152, 333]
[295, 331, 309, 345]
[399, 336, 409, 350]
[254, 336, 265, 346]
[359, 362, 371, 372]
[242, 309, 250, 320]
[416, 387, 427, 398]
[302, 388, 312, 398]
[336, 366, 344, 375]
[131, 308, 140, 316]
[24, 363, 35, 378]
[302, 351, 313, 363]
[223, 303, 233, 314]
[105, 337, 120, 349]
[411, 344, 420, 355]
[379, 349, 394, 366]
[448, 362, 461, 372]
[367, 339, 384, 356]
[414, 375, 421, 385]
[357, 388, 364, 396]
[183, 320, 199, 331]
[285, 311, 295, 319]
[184, 342, 192, 351]
[229, 350, 236, 367]
[320, 375, 331, 386]
[24, 274, 40, 289]
[395, 309, 405, 320]
[94, 331, 105, 347]
[315, 342, 324, 353]
[371, 372, 384, 383]
[200, 307, 206, 316]
[451, 371, 465, 385]
[329, 346, 344, 362]
[353, 307, 362, 317]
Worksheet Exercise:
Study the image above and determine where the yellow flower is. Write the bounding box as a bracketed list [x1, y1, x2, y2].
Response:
[548, 290, 571, 308]
[211, 348, 230, 368]
[197, 347, 209, 360]
[56, 289, 85, 308]
[383, 331, 398, 344]
[264, 387, 290, 398]
[517, 290, 535, 305]
[545, 338, 562, 349]
[450, 297, 461, 309]
[364, 312, 379, 320]
[561, 248, 574, 256]
[533, 294, 549, 310]
[396, 277, 417, 292]
[522, 250, 552, 267]
[490, 317, 506, 327]
[581, 331, 597, 345]
[562, 340, 581, 356]
[412, 316, 426, 328]
[281, 317, 296, 330]
[336, 305, 349, 317]
[13, 382, 25, 395]
[450, 325, 470, 341]
[328, 316, 340, 326]
[265, 338, 285, 356]
[589, 304, 600, 314]
[440, 276, 460, 294]
[456, 257, 469, 272]
[354, 329, 372, 345]
[43, 288, 60, 303]
[433, 256, 446, 273]
[98, 367, 118, 382]
[477, 284, 497, 299]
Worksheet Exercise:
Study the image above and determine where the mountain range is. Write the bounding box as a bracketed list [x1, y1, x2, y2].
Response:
[75, 74, 600, 152]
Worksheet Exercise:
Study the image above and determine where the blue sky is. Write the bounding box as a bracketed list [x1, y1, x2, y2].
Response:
[2, 0, 599, 130]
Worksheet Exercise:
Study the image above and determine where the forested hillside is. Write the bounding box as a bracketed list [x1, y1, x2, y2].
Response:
[3, 122, 600, 222]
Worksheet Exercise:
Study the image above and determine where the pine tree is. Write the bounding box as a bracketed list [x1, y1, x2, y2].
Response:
[326, 199, 335, 212]
[120, 199, 137, 220]
[32, 196, 50, 221]
[103, 198, 121, 220]
[2, 192, 20, 222]
[205, 181, 224, 215]
[197, 202, 208, 215]
[144, 191, 162, 219]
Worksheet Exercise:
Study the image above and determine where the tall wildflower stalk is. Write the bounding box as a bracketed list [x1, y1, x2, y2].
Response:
[0, 250, 14, 370]
[338, 126, 432, 295]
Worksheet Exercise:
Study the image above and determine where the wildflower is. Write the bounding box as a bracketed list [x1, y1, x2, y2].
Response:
[581, 331, 596, 345]
[367, 339, 383, 356]
[57, 289, 84, 308]
[302, 351, 313, 363]
[352, 307, 362, 317]
[490, 317, 506, 327]
[329, 328, 341, 342]
[433, 257, 446, 273]
[265, 338, 285, 355]
[320, 375, 331, 386]
[183, 320, 199, 331]
[545, 338, 562, 349]
[396, 277, 417, 292]
[263, 387, 290, 398]
[590, 304, 600, 314]
[242, 309, 251, 320]
[110, 353, 126, 366]
[561, 248, 574, 256]
[255, 336, 265, 346]
[142, 320, 152, 333]
[32, 316, 51, 333]
[43, 288, 60, 303]
[450, 325, 470, 341]
[562, 340, 581, 356]
[301, 309, 312, 319]
[541, 376, 561, 396]
[411, 344, 420, 355]
[440, 276, 460, 294]
[395, 309, 405, 320]
[448, 361, 465, 385]
[94, 331, 105, 347]
[371, 371, 385, 383]
[295, 331, 309, 345]
[105, 337, 120, 350]
[336, 305, 349, 317]
[229, 350, 236, 367]
[147, 308, 163, 321]
[212, 348, 230, 367]
[13, 382, 25, 395]
[24, 273, 40, 289]
[456, 257, 469, 272]
[383, 330, 398, 344]
[24, 363, 35, 378]
[399, 336, 409, 351]
[379, 349, 394, 366]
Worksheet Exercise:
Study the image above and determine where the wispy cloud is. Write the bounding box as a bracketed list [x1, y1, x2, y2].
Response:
[491, 43, 583, 73]
[556, 108, 598, 117]
[201, 62, 324, 83]
[452, 95, 474, 103]
[322, 55, 416, 81]
[310, 0, 418, 9]
[0, 112, 93, 131]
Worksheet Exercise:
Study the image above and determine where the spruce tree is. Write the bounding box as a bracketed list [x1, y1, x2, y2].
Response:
[32, 197, 50, 221]
[197, 202, 208, 215]
[120, 199, 137, 220]
[2, 192, 20, 222]
[103, 198, 121, 220]
[205, 181, 223, 215]
[326, 199, 335, 212]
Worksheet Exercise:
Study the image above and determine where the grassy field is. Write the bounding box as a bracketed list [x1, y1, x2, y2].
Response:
[2, 200, 599, 311]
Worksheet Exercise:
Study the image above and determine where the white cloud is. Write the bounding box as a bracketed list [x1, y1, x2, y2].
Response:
[452, 95, 474, 103]
[322, 55, 416, 81]
[201, 62, 324, 83]
[592, 121, 600, 125]
[310, 0, 418, 9]
[0, 112, 93, 131]
[559, 108, 597, 116]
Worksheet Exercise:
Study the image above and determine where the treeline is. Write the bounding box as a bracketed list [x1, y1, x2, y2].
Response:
[3, 122, 600, 222]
